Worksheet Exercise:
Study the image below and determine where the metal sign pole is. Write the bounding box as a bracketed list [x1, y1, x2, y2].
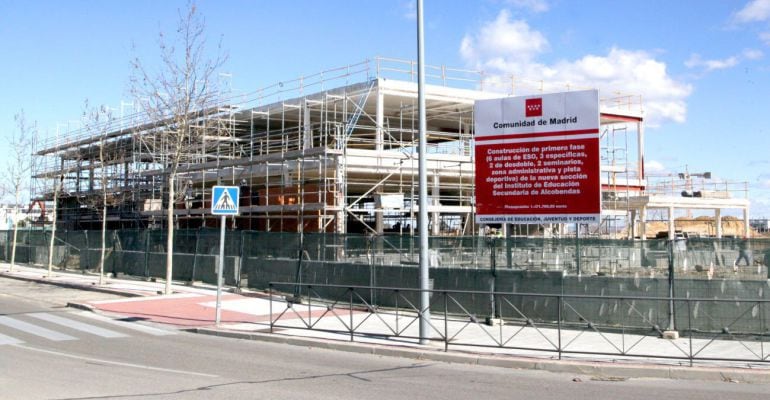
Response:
[216, 214, 225, 326]
[211, 185, 239, 326]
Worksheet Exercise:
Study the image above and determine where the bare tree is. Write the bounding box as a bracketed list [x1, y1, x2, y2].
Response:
[130, 2, 227, 294]
[46, 169, 63, 278]
[4, 110, 36, 272]
[80, 102, 125, 285]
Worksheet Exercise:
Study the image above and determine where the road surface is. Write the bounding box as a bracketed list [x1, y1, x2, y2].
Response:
[1, 277, 768, 400]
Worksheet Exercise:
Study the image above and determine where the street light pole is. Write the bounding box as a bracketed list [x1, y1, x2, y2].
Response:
[417, 0, 431, 345]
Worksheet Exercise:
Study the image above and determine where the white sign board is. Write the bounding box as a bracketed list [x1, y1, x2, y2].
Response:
[211, 186, 240, 216]
[474, 90, 601, 224]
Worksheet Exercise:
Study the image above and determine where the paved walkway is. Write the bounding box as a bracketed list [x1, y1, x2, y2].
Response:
[3, 262, 770, 383]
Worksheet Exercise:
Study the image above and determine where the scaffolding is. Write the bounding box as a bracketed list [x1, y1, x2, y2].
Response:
[32, 57, 749, 238]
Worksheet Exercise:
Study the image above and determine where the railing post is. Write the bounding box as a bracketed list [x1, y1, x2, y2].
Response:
[620, 297, 625, 355]
[269, 284, 274, 334]
[143, 230, 150, 279]
[687, 298, 693, 367]
[759, 300, 770, 361]
[238, 230, 245, 290]
[84, 230, 89, 271]
[349, 287, 354, 342]
[667, 239, 676, 331]
[444, 291, 449, 352]
[395, 289, 400, 335]
[557, 294, 563, 360]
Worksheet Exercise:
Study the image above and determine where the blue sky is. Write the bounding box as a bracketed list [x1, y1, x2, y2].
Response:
[1, 0, 769, 217]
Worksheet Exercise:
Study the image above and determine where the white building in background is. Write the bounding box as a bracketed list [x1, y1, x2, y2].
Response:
[0, 203, 44, 230]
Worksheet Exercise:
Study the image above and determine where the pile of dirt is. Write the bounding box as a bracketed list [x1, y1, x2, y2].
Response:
[632, 216, 758, 238]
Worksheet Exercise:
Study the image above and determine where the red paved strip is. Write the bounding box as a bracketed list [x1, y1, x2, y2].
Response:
[90, 294, 255, 327]
[88, 294, 364, 328]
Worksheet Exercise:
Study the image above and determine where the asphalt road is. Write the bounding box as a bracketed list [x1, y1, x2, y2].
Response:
[2, 277, 769, 400]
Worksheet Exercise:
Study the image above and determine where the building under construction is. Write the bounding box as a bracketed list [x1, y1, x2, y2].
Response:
[33, 58, 751, 238]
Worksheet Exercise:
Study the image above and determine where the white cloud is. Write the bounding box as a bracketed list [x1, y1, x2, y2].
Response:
[751, 176, 770, 217]
[460, 11, 692, 126]
[506, 0, 549, 13]
[685, 54, 739, 71]
[460, 10, 548, 68]
[402, 0, 416, 20]
[684, 49, 763, 74]
[645, 160, 668, 174]
[752, 196, 770, 218]
[743, 48, 764, 59]
[734, 0, 770, 23]
[759, 173, 770, 189]
[761, 32, 770, 45]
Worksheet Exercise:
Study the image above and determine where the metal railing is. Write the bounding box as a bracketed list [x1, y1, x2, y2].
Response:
[268, 282, 770, 367]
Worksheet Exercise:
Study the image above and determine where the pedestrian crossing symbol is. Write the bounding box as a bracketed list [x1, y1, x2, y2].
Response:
[211, 186, 240, 215]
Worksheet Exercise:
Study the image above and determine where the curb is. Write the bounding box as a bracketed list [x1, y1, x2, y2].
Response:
[188, 327, 770, 384]
[0, 271, 144, 298]
[66, 302, 96, 312]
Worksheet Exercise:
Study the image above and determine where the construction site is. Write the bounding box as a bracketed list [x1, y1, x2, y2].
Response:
[8, 58, 766, 340]
[32, 57, 752, 239]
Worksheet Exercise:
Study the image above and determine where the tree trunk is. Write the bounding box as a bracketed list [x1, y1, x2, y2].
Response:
[165, 173, 175, 294]
[47, 182, 59, 277]
[10, 212, 18, 272]
[10, 193, 20, 272]
[99, 203, 107, 285]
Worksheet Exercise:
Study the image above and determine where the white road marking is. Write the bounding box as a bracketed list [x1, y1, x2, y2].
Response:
[88, 293, 203, 305]
[28, 313, 128, 338]
[0, 332, 24, 346]
[76, 311, 177, 336]
[0, 316, 76, 341]
[13, 344, 219, 378]
[199, 298, 295, 315]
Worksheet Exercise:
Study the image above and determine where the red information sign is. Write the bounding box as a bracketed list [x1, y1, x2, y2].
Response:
[474, 90, 601, 224]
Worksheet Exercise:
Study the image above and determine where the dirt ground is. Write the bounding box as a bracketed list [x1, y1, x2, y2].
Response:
[628, 216, 766, 238]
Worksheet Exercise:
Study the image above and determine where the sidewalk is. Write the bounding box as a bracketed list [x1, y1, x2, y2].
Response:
[3, 262, 770, 383]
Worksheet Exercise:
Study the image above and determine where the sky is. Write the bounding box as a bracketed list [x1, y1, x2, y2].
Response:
[1, 0, 769, 218]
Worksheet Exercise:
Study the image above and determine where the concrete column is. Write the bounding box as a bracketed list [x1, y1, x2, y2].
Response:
[431, 172, 440, 235]
[336, 156, 346, 234]
[505, 223, 512, 269]
[640, 207, 647, 240]
[374, 88, 385, 234]
[715, 208, 722, 239]
[630, 210, 637, 239]
[76, 165, 81, 194]
[743, 207, 751, 238]
[303, 100, 312, 150]
[668, 206, 675, 240]
[376, 86, 384, 152]
[375, 189, 384, 235]
[637, 120, 645, 182]
[124, 161, 129, 188]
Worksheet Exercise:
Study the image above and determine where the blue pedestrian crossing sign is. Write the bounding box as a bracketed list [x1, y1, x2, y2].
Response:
[211, 186, 240, 215]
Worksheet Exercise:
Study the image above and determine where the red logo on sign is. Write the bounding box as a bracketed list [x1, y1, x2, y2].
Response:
[525, 98, 543, 117]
